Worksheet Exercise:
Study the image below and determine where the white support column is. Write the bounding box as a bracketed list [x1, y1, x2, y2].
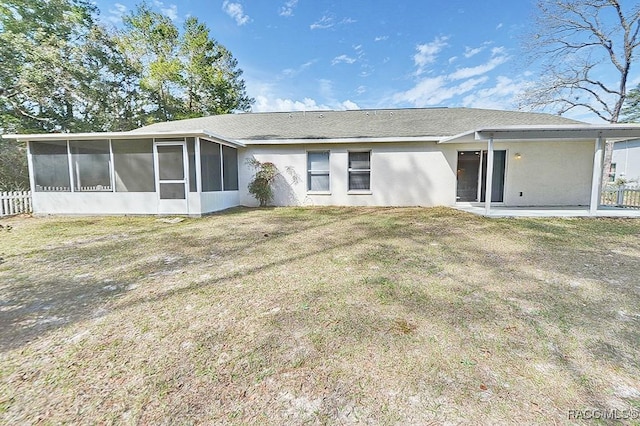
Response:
[589, 135, 604, 215]
[66, 140, 74, 192]
[195, 137, 202, 193]
[484, 136, 494, 215]
[26, 141, 36, 194]
[108, 139, 115, 192]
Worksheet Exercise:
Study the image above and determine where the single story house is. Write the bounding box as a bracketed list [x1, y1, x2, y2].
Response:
[611, 139, 640, 184]
[4, 107, 640, 216]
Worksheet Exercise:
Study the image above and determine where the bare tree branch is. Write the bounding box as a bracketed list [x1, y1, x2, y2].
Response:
[521, 0, 639, 124]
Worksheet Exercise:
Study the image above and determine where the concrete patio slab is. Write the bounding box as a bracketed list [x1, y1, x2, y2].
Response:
[454, 203, 640, 218]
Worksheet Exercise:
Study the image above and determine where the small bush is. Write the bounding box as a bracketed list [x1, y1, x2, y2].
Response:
[247, 159, 279, 207]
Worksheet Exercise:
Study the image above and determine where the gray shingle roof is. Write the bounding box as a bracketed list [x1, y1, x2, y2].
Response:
[131, 107, 583, 140]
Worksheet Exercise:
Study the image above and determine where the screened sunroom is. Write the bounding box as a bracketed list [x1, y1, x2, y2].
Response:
[22, 132, 243, 216]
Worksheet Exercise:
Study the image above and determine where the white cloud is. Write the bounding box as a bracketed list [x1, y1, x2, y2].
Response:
[222, 1, 250, 26]
[252, 96, 359, 112]
[332, 54, 356, 65]
[464, 46, 484, 58]
[393, 44, 510, 108]
[449, 54, 509, 80]
[106, 3, 127, 24]
[163, 5, 178, 20]
[414, 36, 449, 75]
[310, 15, 356, 30]
[393, 76, 489, 106]
[491, 46, 506, 56]
[279, 0, 298, 17]
[164, 5, 178, 20]
[341, 100, 360, 110]
[392, 37, 515, 108]
[356, 85, 367, 95]
[461, 76, 524, 109]
[310, 15, 334, 30]
[496, 23, 504, 30]
[153, 1, 178, 21]
[253, 96, 329, 112]
[374, 35, 389, 42]
[281, 60, 316, 78]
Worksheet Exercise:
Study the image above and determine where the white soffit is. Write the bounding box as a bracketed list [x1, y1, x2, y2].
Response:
[439, 124, 640, 144]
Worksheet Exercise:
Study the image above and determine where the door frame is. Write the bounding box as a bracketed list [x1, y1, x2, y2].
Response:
[456, 149, 506, 203]
[154, 140, 190, 215]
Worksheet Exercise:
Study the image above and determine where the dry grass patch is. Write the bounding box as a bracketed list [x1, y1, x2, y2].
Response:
[1, 207, 639, 425]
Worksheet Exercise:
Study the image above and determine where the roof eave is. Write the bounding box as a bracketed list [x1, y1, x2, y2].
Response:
[439, 124, 640, 143]
[1, 129, 245, 148]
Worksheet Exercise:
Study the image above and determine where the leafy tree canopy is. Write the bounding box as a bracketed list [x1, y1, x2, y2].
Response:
[0, 0, 253, 190]
[622, 84, 640, 122]
[0, 0, 253, 134]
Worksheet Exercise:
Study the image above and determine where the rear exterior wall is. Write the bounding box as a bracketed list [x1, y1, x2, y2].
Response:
[238, 139, 595, 208]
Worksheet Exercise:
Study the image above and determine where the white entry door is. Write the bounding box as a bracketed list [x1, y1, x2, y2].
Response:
[154, 142, 189, 215]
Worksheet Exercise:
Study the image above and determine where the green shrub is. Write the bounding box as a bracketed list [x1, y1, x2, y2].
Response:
[247, 159, 279, 207]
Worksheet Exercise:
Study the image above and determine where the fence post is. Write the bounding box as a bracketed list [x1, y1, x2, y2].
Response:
[616, 185, 625, 207]
[0, 190, 32, 217]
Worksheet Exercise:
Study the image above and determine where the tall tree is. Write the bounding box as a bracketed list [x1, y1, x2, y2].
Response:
[181, 17, 252, 117]
[520, 0, 640, 187]
[0, 0, 138, 133]
[621, 83, 640, 122]
[118, 3, 252, 123]
[119, 2, 183, 123]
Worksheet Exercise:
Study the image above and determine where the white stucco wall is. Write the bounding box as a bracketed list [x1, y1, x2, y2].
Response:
[200, 191, 240, 214]
[450, 140, 594, 206]
[32, 192, 159, 215]
[239, 139, 595, 208]
[32, 191, 240, 216]
[239, 142, 457, 207]
[612, 139, 640, 183]
[500, 140, 594, 206]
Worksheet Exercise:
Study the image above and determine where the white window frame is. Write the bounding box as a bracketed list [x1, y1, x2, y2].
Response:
[307, 150, 331, 193]
[347, 150, 371, 193]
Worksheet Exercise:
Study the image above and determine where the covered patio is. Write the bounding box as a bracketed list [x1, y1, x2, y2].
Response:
[441, 124, 640, 217]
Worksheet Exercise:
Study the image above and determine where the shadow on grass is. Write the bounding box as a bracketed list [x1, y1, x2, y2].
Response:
[2, 207, 639, 420]
[0, 276, 132, 351]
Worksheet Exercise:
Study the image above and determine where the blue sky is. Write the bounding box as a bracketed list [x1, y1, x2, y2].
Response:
[92, 0, 630, 121]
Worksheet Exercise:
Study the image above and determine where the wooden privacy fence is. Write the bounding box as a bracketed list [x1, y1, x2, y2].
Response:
[0, 191, 32, 217]
[601, 186, 640, 209]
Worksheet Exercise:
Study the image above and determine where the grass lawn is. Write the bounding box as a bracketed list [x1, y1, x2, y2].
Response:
[1, 207, 639, 425]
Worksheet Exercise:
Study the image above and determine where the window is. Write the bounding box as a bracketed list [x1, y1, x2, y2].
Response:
[348, 151, 371, 191]
[307, 151, 330, 192]
[70, 140, 112, 191]
[31, 141, 71, 192]
[200, 140, 222, 192]
[113, 139, 155, 192]
[222, 145, 239, 191]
